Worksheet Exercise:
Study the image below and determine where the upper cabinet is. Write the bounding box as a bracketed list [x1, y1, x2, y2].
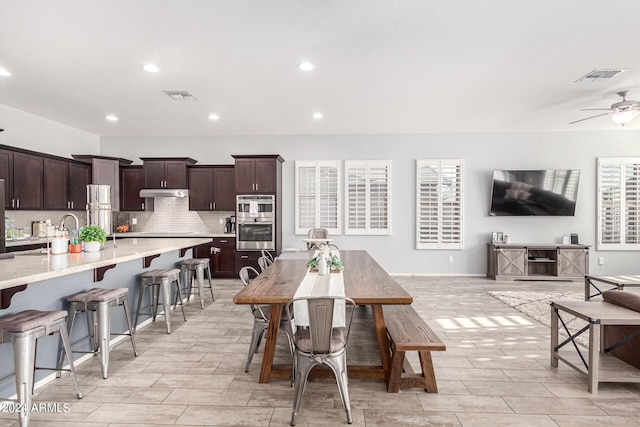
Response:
[188, 165, 235, 211]
[43, 158, 90, 210]
[72, 155, 133, 211]
[120, 166, 146, 211]
[140, 158, 197, 189]
[232, 155, 283, 194]
[0, 148, 44, 210]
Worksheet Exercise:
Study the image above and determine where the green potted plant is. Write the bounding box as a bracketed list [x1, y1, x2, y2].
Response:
[79, 225, 107, 252]
[306, 254, 344, 272]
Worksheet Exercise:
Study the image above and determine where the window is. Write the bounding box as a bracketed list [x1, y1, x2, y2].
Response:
[294, 161, 341, 235]
[344, 160, 391, 235]
[597, 157, 640, 250]
[416, 159, 464, 249]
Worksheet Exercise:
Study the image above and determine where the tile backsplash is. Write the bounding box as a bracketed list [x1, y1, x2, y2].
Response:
[7, 197, 234, 236]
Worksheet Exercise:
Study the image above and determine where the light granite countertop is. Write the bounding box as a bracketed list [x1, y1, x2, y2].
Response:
[113, 232, 235, 238]
[0, 237, 212, 291]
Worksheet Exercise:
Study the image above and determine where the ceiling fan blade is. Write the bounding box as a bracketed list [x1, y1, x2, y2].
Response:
[569, 112, 611, 124]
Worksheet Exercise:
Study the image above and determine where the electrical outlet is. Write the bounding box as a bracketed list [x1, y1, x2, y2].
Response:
[219, 218, 224, 224]
[131, 218, 137, 225]
[448, 256, 454, 263]
[598, 257, 605, 266]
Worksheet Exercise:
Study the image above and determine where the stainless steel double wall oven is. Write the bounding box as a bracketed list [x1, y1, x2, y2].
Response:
[236, 195, 275, 250]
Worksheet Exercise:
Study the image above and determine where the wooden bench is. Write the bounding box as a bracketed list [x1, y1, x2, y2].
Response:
[383, 304, 446, 393]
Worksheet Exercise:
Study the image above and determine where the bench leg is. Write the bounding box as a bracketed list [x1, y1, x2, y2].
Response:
[387, 349, 405, 393]
[418, 351, 438, 393]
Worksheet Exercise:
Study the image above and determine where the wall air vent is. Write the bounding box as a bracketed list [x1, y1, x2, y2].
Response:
[162, 90, 199, 101]
[575, 69, 625, 82]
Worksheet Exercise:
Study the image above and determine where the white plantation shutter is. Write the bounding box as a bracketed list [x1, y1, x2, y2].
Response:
[295, 161, 341, 235]
[344, 160, 391, 235]
[598, 157, 640, 250]
[416, 159, 464, 249]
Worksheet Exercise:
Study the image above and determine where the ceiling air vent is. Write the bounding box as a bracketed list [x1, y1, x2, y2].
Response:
[575, 69, 625, 82]
[162, 90, 199, 101]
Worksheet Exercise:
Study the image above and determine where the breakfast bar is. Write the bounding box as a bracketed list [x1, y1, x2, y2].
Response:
[0, 237, 211, 397]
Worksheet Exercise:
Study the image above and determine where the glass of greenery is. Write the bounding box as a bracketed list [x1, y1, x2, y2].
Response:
[306, 254, 344, 272]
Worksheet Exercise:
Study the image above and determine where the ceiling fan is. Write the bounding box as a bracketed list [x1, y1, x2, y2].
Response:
[570, 90, 640, 126]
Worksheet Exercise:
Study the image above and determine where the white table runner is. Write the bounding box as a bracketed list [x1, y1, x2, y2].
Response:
[293, 251, 345, 328]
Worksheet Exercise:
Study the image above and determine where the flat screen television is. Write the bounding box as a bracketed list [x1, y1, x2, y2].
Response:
[489, 169, 580, 216]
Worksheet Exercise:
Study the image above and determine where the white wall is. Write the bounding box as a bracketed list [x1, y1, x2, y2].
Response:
[100, 131, 640, 275]
[0, 103, 99, 156]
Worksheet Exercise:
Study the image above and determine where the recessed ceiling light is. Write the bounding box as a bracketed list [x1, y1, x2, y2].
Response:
[0, 68, 11, 77]
[298, 62, 314, 71]
[105, 115, 118, 121]
[142, 64, 160, 73]
[208, 113, 220, 121]
[312, 112, 323, 119]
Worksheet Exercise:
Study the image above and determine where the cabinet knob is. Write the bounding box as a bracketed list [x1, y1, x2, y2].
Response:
[213, 202, 216, 210]
[71, 201, 74, 209]
[220, 240, 227, 243]
[142, 202, 145, 210]
[241, 255, 248, 259]
[11, 199, 14, 208]
[16, 199, 19, 209]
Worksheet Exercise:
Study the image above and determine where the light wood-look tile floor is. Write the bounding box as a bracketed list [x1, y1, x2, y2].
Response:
[2, 276, 640, 426]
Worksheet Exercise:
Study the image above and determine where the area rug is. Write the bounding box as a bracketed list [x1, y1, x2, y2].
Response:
[488, 290, 588, 347]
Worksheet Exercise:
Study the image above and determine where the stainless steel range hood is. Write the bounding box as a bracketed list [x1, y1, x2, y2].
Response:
[139, 189, 189, 198]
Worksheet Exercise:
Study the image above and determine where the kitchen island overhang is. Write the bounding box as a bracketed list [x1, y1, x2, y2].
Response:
[0, 237, 212, 397]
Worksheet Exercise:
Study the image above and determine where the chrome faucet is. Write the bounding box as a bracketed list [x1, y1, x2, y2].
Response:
[59, 213, 80, 241]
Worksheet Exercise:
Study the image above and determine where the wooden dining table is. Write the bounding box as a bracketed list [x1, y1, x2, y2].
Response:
[233, 250, 413, 384]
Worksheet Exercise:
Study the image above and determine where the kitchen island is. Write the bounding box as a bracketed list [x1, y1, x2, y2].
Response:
[0, 237, 212, 396]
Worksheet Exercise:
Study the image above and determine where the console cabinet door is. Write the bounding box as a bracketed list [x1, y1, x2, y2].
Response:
[43, 158, 69, 210]
[68, 162, 91, 210]
[121, 167, 145, 211]
[13, 152, 43, 210]
[213, 167, 235, 211]
[496, 248, 527, 277]
[557, 249, 588, 277]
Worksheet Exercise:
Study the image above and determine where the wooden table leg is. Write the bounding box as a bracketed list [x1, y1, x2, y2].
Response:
[588, 322, 600, 394]
[371, 304, 392, 382]
[550, 305, 558, 367]
[258, 303, 283, 383]
[584, 276, 591, 300]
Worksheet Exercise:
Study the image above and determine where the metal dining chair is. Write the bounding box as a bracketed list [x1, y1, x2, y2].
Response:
[284, 296, 356, 425]
[261, 249, 275, 262]
[239, 266, 295, 375]
[257, 255, 272, 272]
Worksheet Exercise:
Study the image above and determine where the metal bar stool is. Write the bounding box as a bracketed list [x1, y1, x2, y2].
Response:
[0, 310, 83, 427]
[64, 287, 138, 379]
[179, 258, 214, 309]
[135, 269, 185, 334]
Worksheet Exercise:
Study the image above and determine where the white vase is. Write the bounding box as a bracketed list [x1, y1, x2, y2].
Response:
[83, 241, 101, 252]
[317, 254, 328, 275]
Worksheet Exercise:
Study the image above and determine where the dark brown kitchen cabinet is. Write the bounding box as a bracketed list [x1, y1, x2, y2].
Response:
[188, 167, 214, 211]
[188, 165, 235, 211]
[232, 155, 283, 194]
[193, 237, 236, 278]
[140, 158, 196, 189]
[0, 149, 44, 210]
[235, 250, 262, 276]
[68, 162, 91, 209]
[120, 166, 146, 211]
[44, 159, 90, 210]
[213, 167, 236, 211]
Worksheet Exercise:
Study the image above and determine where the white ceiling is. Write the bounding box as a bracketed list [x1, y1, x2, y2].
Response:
[1, 0, 640, 137]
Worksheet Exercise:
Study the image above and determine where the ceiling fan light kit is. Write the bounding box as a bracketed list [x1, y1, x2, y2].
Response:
[571, 90, 640, 127]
